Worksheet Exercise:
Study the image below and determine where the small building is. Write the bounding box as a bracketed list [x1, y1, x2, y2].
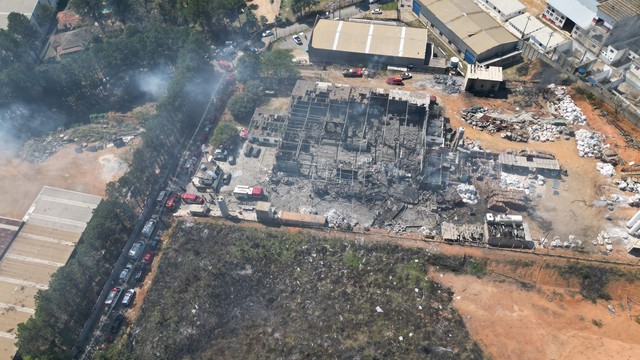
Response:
[528, 27, 567, 52]
[308, 19, 433, 69]
[507, 13, 546, 39]
[187, 204, 210, 216]
[48, 27, 92, 59]
[499, 152, 561, 175]
[481, 0, 526, 21]
[278, 211, 327, 228]
[233, 185, 265, 200]
[248, 108, 286, 146]
[483, 213, 534, 249]
[56, 9, 80, 32]
[543, 0, 596, 33]
[255, 201, 275, 223]
[464, 65, 503, 93]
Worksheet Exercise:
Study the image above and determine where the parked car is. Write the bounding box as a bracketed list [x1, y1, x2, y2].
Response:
[156, 191, 168, 206]
[262, 30, 274, 37]
[119, 263, 134, 282]
[141, 219, 157, 238]
[134, 266, 147, 283]
[165, 192, 179, 211]
[109, 314, 125, 334]
[142, 251, 154, 266]
[128, 241, 144, 260]
[228, 153, 236, 165]
[372, 9, 383, 14]
[386, 77, 404, 85]
[150, 235, 161, 250]
[223, 173, 232, 185]
[105, 286, 123, 305]
[213, 148, 227, 161]
[292, 35, 303, 45]
[181, 193, 205, 205]
[121, 289, 136, 306]
[400, 71, 413, 80]
[244, 145, 254, 157]
[252, 147, 262, 158]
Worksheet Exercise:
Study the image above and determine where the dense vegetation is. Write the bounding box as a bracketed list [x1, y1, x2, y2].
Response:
[106, 224, 483, 359]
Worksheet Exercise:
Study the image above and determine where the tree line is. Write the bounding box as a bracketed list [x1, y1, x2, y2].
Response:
[15, 28, 217, 359]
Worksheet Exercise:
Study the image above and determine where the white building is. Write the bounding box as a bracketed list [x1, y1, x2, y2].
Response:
[543, 0, 597, 33]
[0, 0, 58, 30]
[507, 13, 545, 39]
[529, 27, 568, 52]
[481, 0, 526, 21]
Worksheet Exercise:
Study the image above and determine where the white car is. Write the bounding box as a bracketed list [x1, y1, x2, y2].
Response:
[292, 35, 303, 45]
[372, 9, 383, 15]
[262, 30, 274, 37]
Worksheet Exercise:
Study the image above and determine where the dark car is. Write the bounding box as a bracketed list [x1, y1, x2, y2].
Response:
[228, 153, 236, 165]
[109, 314, 125, 334]
[223, 173, 232, 185]
[134, 266, 147, 283]
[244, 145, 254, 157]
[150, 235, 161, 250]
[252, 147, 262, 158]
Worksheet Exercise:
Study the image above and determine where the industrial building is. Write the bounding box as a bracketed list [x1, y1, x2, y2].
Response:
[507, 13, 546, 39]
[0, 186, 102, 359]
[412, 0, 519, 63]
[463, 65, 504, 94]
[247, 80, 452, 197]
[308, 19, 433, 69]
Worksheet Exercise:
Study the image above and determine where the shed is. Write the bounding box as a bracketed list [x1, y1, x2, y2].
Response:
[464, 65, 503, 93]
[278, 211, 327, 228]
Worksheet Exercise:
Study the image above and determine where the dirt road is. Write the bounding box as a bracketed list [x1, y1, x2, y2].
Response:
[0, 142, 134, 219]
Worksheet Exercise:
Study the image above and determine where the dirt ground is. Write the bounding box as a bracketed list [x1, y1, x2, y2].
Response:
[251, 0, 282, 23]
[436, 271, 640, 360]
[0, 141, 135, 219]
[519, 0, 546, 15]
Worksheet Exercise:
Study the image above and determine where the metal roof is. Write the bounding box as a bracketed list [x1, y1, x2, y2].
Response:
[0, 186, 102, 359]
[423, 0, 518, 55]
[311, 19, 429, 60]
[488, 0, 526, 15]
[529, 27, 569, 50]
[467, 64, 503, 81]
[508, 13, 546, 36]
[598, 0, 640, 21]
[547, 0, 597, 30]
[499, 153, 560, 170]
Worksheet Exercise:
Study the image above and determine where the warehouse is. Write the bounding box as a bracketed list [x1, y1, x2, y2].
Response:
[412, 0, 519, 63]
[308, 19, 433, 69]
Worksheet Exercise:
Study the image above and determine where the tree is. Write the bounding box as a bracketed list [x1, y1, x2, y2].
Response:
[227, 92, 257, 123]
[260, 49, 298, 90]
[7, 12, 40, 45]
[211, 121, 240, 146]
[236, 53, 261, 83]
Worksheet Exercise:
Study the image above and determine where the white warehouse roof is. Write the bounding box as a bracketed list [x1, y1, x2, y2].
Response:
[508, 13, 545, 37]
[488, 0, 526, 15]
[547, 0, 597, 30]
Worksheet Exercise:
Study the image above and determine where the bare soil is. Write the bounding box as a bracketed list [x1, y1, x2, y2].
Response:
[519, 0, 546, 15]
[251, 0, 282, 23]
[0, 141, 135, 219]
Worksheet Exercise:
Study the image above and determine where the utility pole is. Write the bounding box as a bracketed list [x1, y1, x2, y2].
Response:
[521, 15, 531, 39]
[544, 32, 554, 53]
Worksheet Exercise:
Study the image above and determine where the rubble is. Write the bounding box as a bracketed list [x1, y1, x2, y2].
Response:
[575, 129, 607, 158]
[596, 162, 615, 177]
[547, 84, 587, 126]
[616, 179, 640, 194]
[456, 184, 478, 204]
[432, 75, 462, 94]
[629, 195, 640, 207]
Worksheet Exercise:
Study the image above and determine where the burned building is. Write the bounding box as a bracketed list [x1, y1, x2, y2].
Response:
[499, 152, 561, 176]
[248, 80, 451, 200]
[484, 213, 534, 249]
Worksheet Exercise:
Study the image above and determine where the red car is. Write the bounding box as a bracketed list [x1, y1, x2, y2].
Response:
[142, 251, 153, 266]
[386, 77, 403, 85]
[165, 192, 179, 210]
[181, 193, 205, 205]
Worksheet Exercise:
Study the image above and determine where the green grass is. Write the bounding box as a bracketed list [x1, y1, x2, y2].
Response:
[379, 1, 398, 10]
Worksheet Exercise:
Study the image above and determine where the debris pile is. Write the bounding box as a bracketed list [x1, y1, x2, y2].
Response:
[456, 184, 478, 204]
[432, 75, 462, 94]
[547, 84, 587, 126]
[596, 162, 616, 177]
[575, 129, 607, 158]
[325, 209, 354, 229]
[629, 195, 640, 207]
[617, 179, 640, 193]
[499, 172, 527, 191]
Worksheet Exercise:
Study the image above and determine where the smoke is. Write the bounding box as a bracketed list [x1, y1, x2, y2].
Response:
[133, 67, 171, 100]
[0, 102, 65, 162]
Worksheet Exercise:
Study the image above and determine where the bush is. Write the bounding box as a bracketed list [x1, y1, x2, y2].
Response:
[211, 122, 239, 147]
[227, 92, 257, 122]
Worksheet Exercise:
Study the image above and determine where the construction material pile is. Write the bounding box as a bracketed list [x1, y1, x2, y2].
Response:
[547, 84, 587, 126]
[432, 75, 462, 94]
[596, 162, 616, 177]
[499, 172, 527, 191]
[617, 179, 640, 193]
[456, 184, 478, 204]
[575, 129, 607, 157]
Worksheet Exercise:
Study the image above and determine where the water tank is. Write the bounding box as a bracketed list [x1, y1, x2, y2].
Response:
[626, 210, 640, 228]
[450, 57, 459, 69]
[577, 68, 586, 75]
[495, 214, 523, 225]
